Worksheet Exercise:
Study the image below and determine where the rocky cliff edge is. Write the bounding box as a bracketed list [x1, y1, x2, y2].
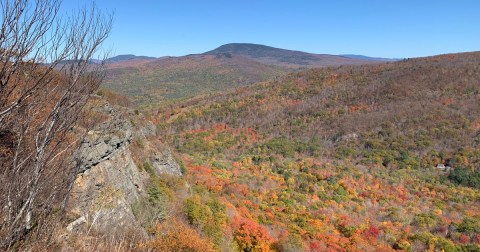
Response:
[63, 98, 182, 242]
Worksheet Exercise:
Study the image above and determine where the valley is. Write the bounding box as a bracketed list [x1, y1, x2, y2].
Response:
[100, 50, 480, 251]
[2, 1, 479, 251]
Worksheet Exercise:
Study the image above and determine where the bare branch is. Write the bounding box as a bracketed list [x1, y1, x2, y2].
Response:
[0, 0, 112, 248]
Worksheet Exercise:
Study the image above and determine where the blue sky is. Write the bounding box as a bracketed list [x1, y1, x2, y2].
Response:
[64, 1, 480, 58]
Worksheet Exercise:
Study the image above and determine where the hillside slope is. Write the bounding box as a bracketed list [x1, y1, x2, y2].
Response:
[147, 51, 480, 251]
[102, 54, 287, 106]
[101, 44, 389, 107]
[204, 43, 380, 68]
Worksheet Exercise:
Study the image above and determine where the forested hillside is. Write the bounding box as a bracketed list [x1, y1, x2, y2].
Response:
[3, 0, 478, 251]
[101, 54, 287, 106]
[140, 52, 480, 251]
[204, 43, 378, 68]
[101, 43, 385, 107]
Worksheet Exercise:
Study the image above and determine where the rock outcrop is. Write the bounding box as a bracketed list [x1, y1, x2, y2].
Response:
[75, 103, 133, 172]
[63, 98, 184, 244]
[67, 143, 146, 236]
[66, 101, 146, 237]
[150, 148, 182, 176]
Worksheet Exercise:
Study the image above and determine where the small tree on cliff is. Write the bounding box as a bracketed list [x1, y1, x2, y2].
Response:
[0, 0, 112, 248]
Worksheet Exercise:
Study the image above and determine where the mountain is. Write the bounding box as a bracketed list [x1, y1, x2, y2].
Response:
[102, 44, 393, 106]
[59, 55, 156, 65]
[105, 54, 157, 63]
[147, 51, 480, 251]
[101, 53, 286, 106]
[341, 54, 400, 61]
[203, 43, 382, 68]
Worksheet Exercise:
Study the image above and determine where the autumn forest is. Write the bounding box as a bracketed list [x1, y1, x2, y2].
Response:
[1, 1, 479, 251]
[113, 52, 480, 251]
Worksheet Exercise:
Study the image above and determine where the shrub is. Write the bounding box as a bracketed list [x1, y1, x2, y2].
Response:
[139, 219, 215, 252]
[413, 213, 439, 229]
[143, 161, 155, 176]
[456, 217, 480, 234]
[335, 145, 356, 159]
[264, 137, 296, 158]
[448, 168, 480, 189]
[135, 138, 145, 149]
[131, 198, 166, 228]
[412, 232, 458, 252]
[232, 217, 272, 252]
[337, 223, 357, 238]
[272, 232, 305, 252]
[185, 195, 226, 245]
[186, 196, 212, 227]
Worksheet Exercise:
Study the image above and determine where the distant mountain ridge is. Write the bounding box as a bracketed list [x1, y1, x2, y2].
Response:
[102, 53, 286, 106]
[102, 43, 394, 68]
[341, 54, 400, 62]
[203, 43, 385, 68]
[104, 43, 394, 67]
[101, 43, 399, 106]
[105, 54, 157, 63]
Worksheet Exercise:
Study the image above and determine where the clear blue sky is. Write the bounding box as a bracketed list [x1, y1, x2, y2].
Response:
[64, 1, 480, 58]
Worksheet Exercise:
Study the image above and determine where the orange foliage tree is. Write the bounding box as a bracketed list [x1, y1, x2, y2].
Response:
[139, 218, 215, 252]
[232, 217, 273, 252]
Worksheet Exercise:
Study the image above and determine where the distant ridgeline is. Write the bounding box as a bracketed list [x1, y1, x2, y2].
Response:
[101, 43, 392, 106]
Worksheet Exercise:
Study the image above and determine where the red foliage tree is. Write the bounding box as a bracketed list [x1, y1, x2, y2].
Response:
[231, 217, 272, 252]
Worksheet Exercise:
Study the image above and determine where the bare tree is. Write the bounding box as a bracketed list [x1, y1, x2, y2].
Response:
[0, 0, 112, 248]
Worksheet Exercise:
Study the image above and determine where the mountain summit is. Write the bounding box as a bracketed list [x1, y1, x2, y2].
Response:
[204, 43, 379, 68]
[204, 43, 306, 58]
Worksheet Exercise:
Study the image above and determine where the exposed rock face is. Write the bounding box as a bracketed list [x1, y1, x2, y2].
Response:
[66, 101, 146, 237]
[150, 148, 182, 176]
[64, 99, 183, 241]
[67, 143, 146, 236]
[134, 119, 157, 139]
[75, 103, 133, 172]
